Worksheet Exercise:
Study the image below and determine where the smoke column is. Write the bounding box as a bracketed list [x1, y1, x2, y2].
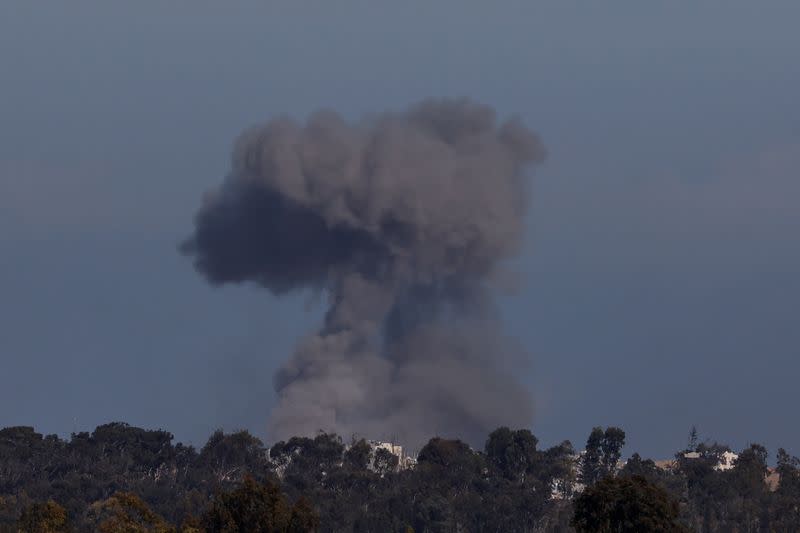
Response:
[182, 99, 546, 447]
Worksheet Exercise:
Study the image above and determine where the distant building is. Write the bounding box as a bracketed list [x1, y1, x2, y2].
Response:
[364, 440, 416, 472]
[368, 440, 404, 460]
[714, 451, 738, 471]
[654, 459, 677, 470]
[669, 449, 738, 471]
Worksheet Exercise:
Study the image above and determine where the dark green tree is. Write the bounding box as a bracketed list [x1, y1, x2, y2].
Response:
[417, 438, 478, 471]
[572, 475, 687, 533]
[373, 448, 399, 476]
[271, 433, 344, 487]
[600, 427, 626, 475]
[621, 453, 658, 479]
[342, 439, 371, 471]
[776, 448, 800, 495]
[198, 430, 270, 486]
[538, 440, 577, 500]
[201, 476, 291, 533]
[580, 427, 625, 486]
[773, 448, 800, 529]
[726, 444, 769, 530]
[580, 427, 604, 486]
[287, 497, 319, 533]
[484, 427, 539, 483]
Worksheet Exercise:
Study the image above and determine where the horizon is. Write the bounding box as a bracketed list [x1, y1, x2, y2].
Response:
[0, 419, 749, 466]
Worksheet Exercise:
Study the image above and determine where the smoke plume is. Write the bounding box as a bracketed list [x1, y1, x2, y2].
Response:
[182, 99, 546, 447]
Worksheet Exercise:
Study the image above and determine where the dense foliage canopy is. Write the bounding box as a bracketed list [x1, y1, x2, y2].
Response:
[0, 422, 798, 532]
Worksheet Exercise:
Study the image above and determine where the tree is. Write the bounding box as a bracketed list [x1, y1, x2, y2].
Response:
[572, 475, 687, 533]
[373, 448, 399, 476]
[773, 448, 800, 529]
[201, 476, 292, 533]
[580, 427, 626, 486]
[270, 433, 345, 488]
[342, 439, 371, 471]
[731, 444, 768, 496]
[484, 427, 539, 483]
[177, 515, 203, 533]
[198, 430, 270, 486]
[580, 427, 604, 486]
[777, 448, 800, 495]
[16, 500, 70, 533]
[417, 438, 478, 472]
[675, 441, 731, 532]
[287, 497, 319, 533]
[727, 444, 769, 530]
[600, 427, 626, 475]
[687, 426, 699, 452]
[621, 453, 658, 479]
[538, 440, 577, 500]
[90, 422, 176, 469]
[90, 492, 174, 533]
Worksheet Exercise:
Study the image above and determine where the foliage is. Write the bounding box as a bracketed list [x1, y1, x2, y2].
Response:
[341, 439, 371, 471]
[572, 475, 686, 532]
[89, 492, 174, 533]
[198, 430, 271, 487]
[373, 448, 399, 476]
[580, 426, 626, 486]
[1, 422, 799, 532]
[773, 448, 800, 529]
[16, 500, 70, 533]
[201, 476, 291, 532]
[485, 427, 539, 483]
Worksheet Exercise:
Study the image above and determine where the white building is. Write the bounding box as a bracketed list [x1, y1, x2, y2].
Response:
[366, 440, 416, 471]
[368, 440, 403, 459]
[714, 451, 738, 471]
[670, 450, 738, 471]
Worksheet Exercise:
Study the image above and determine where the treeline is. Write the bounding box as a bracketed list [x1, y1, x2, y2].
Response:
[1, 422, 799, 532]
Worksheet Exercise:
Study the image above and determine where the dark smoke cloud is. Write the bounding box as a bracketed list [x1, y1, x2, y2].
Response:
[182, 99, 546, 447]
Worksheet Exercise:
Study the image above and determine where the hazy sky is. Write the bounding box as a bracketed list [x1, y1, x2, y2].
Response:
[1, 2, 798, 459]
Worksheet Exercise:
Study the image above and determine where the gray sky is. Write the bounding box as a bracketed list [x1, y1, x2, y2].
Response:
[1, 1, 798, 459]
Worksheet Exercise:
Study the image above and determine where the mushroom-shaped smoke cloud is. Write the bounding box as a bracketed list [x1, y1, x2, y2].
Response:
[182, 99, 546, 447]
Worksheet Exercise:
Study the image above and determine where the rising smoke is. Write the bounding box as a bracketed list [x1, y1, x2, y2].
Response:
[182, 99, 546, 447]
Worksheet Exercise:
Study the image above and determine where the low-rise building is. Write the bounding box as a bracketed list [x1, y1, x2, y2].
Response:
[714, 451, 738, 471]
